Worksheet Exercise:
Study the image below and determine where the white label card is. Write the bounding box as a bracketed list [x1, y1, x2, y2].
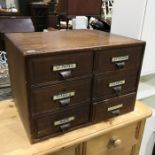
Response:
[109, 80, 125, 87]
[112, 55, 129, 62]
[53, 92, 75, 100]
[54, 116, 75, 126]
[108, 104, 123, 111]
[53, 64, 76, 71]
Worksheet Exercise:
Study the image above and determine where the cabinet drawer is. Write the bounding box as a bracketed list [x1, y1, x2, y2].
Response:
[85, 123, 138, 155]
[51, 145, 80, 155]
[31, 78, 92, 114]
[34, 104, 90, 138]
[94, 45, 144, 74]
[92, 93, 136, 122]
[28, 52, 93, 84]
[93, 70, 138, 101]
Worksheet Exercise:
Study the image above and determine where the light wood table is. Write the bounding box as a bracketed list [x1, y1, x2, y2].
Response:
[0, 100, 152, 155]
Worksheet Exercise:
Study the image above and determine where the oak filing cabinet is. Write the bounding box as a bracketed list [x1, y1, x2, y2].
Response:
[5, 30, 145, 143]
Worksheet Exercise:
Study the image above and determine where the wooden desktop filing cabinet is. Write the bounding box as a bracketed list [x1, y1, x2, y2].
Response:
[5, 30, 145, 143]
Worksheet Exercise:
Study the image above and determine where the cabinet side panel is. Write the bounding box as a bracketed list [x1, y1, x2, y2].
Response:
[57, 0, 68, 15]
[5, 37, 32, 141]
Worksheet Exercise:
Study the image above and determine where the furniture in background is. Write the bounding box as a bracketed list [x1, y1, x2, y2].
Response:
[29, 0, 58, 31]
[0, 16, 34, 50]
[0, 16, 34, 89]
[0, 0, 19, 15]
[57, 0, 102, 29]
[0, 99, 152, 155]
[30, 3, 49, 31]
[57, 0, 102, 16]
[0, 0, 38, 16]
[101, 0, 113, 20]
[48, 14, 58, 29]
[48, 0, 59, 28]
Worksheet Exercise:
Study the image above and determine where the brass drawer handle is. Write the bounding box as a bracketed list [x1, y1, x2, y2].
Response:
[111, 109, 120, 116]
[112, 55, 129, 69]
[60, 123, 71, 132]
[112, 85, 122, 96]
[109, 137, 122, 147]
[59, 70, 72, 79]
[59, 98, 70, 106]
[115, 62, 125, 69]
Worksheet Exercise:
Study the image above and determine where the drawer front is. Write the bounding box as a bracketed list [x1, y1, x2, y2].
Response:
[28, 52, 93, 84]
[31, 78, 92, 114]
[92, 93, 136, 122]
[34, 104, 90, 138]
[85, 123, 138, 155]
[94, 45, 144, 74]
[93, 70, 138, 101]
[51, 145, 80, 155]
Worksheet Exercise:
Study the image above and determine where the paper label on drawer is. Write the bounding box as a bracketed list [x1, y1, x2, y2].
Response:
[53, 63, 76, 71]
[54, 116, 75, 126]
[108, 104, 123, 111]
[53, 92, 75, 100]
[112, 55, 129, 62]
[109, 80, 125, 87]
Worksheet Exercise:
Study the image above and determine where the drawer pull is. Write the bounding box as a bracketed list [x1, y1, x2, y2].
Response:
[110, 137, 122, 147]
[115, 62, 125, 69]
[59, 70, 71, 79]
[112, 55, 129, 62]
[60, 123, 71, 132]
[112, 85, 122, 96]
[59, 98, 70, 106]
[111, 109, 120, 116]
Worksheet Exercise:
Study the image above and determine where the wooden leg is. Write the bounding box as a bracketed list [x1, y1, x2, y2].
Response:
[66, 17, 69, 29]
[87, 16, 91, 29]
[58, 15, 61, 30]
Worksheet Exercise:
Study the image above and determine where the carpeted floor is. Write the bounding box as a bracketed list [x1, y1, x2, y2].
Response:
[0, 87, 12, 101]
[0, 50, 11, 101]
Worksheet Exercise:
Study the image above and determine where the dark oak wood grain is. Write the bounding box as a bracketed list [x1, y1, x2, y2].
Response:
[5, 30, 145, 56]
[94, 45, 144, 74]
[92, 93, 136, 123]
[27, 51, 93, 84]
[31, 77, 92, 115]
[33, 103, 90, 139]
[5, 36, 33, 141]
[5, 30, 145, 143]
[93, 69, 139, 101]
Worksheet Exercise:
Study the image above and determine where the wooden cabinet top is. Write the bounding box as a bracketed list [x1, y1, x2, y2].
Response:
[5, 30, 145, 56]
[0, 99, 151, 155]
